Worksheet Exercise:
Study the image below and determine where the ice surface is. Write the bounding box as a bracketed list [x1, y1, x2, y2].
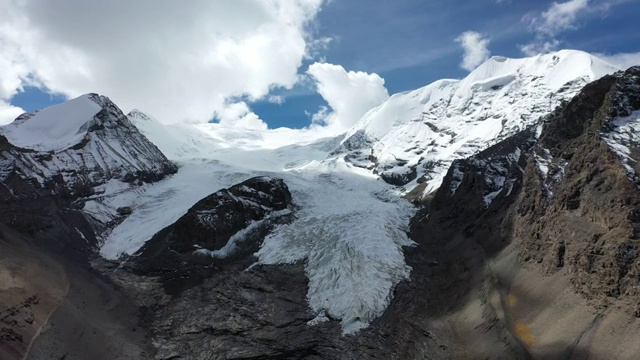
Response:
[0, 94, 101, 151]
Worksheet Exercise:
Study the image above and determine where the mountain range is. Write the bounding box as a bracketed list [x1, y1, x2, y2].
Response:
[1, 50, 640, 359]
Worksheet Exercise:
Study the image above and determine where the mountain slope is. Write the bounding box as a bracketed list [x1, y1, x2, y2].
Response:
[397, 65, 640, 359]
[0, 94, 178, 360]
[335, 50, 619, 196]
[3, 53, 639, 359]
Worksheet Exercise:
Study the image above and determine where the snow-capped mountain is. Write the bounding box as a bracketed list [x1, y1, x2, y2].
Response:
[61, 50, 620, 335]
[3, 50, 640, 359]
[0, 94, 176, 197]
[335, 50, 619, 196]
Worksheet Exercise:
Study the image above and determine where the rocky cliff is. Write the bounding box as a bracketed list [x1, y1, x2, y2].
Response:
[394, 65, 640, 358]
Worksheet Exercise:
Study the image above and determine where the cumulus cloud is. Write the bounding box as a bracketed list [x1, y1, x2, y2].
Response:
[0, 101, 24, 125]
[595, 51, 640, 70]
[520, 0, 593, 55]
[307, 63, 389, 132]
[455, 31, 491, 71]
[217, 101, 268, 131]
[0, 0, 325, 126]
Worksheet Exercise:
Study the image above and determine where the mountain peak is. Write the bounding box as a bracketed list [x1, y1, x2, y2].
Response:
[336, 49, 622, 197]
[0, 94, 102, 151]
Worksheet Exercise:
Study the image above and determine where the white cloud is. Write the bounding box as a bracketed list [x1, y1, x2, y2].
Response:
[520, 39, 561, 56]
[307, 63, 389, 132]
[217, 101, 268, 131]
[0, 101, 24, 125]
[0, 0, 325, 125]
[595, 51, 640, 70]
[268, 95, 285, 105]
[520, 0, 593, 55]
[534, 0, 590, 35]
[455, 31, 491, 71]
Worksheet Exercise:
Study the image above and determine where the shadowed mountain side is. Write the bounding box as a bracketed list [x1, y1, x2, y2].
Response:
[361, 66, 640, 359]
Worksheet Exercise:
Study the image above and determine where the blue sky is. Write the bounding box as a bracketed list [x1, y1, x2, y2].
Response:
[8, 0, 640, 129]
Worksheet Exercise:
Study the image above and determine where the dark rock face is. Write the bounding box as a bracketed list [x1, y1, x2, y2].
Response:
[152, 176, 291, 253]
[133, 264, 349, 360]
[515, 66, 640, 306]
[132, 176, 295, 293]
[392, 66, 640, 358]
[377, 165, 418, 186]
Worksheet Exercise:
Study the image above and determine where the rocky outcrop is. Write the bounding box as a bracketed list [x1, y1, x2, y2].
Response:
[129, 177, 295, 292]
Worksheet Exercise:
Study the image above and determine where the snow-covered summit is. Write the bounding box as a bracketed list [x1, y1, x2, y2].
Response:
[0, 93, 176, 191]
[337, 50, 620, 196]
[1, 94, 102, 151]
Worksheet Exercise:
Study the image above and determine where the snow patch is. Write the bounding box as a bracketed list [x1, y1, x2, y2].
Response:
[602, 110, 640, 181]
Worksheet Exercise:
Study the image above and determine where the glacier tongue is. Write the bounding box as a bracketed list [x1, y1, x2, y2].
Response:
[97, 113, 416, 334]
[337, 50, 620, 197]
[256, 159, 415, 334]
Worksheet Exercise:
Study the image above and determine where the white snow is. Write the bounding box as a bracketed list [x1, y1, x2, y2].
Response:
[338, 50, 619, 198]
[0, 94, 101, 151]
[602, 110, 640, 181]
